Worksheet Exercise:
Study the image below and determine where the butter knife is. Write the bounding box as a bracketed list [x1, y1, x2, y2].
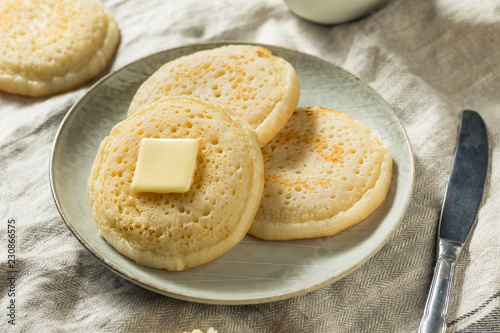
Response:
[419, 110, 489, 333]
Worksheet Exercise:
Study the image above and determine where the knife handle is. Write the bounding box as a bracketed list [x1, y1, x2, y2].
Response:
[419, 239, 463, 333]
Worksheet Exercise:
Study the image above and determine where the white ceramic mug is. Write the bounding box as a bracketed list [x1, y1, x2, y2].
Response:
[283, 0, 387, 25]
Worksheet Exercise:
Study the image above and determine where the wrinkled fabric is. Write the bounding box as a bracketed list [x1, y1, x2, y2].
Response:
[1, 0, 499, 332]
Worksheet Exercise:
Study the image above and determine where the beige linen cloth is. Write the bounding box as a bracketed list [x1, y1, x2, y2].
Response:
[1, 0, 499, 332]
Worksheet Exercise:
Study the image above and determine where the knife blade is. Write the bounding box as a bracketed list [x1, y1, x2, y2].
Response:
[419, 110, 488, 333]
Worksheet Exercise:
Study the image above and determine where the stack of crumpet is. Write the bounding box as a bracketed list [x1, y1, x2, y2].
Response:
[87, 45, 392, 271]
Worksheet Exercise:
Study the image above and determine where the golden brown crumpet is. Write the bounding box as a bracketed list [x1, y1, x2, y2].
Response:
[127, 45, 300, 147]
[248, 107, 392, 240]
[0, 0, 119, 97]
[88, 97, 264, 271]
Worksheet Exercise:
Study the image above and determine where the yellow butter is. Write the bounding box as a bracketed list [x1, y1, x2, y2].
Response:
[132, 138, 198, 193]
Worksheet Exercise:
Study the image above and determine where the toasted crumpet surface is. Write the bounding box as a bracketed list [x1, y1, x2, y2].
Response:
[88, 97, 264, 271]
[248, 107, 392, 240]
[0, 0, 119, 97]
[127, 45, 300, 146]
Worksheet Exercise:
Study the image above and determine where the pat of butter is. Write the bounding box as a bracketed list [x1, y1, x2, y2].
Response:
[132, 138, 198, 193]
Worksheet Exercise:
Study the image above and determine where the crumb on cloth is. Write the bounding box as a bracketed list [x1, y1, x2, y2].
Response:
[183, 328, 217, 333]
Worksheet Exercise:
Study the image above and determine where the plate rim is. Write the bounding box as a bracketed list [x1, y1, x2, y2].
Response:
[49, 41, 415, 305]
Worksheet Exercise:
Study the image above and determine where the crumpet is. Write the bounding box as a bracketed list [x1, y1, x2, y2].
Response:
[248, 107, 392, 240]
[127, 45, 300, 146]
[88, 97, 264, 271]
[0, 0, 119, 97]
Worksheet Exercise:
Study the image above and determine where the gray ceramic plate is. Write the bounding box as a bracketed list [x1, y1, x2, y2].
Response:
[50, 43, 414, 304]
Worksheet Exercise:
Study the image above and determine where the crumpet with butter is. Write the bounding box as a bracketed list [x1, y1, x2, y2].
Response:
[0, 0, 119, 97]
[248, 107, 392, 240]
[88, 97, 264, 271]
[127, 45, 300, 146]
